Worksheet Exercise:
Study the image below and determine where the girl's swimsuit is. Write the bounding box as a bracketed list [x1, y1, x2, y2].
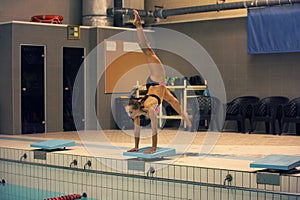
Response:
[146, 77, 166, 90]
[131, 77, 166, 126]
[145, 76, 167, 113]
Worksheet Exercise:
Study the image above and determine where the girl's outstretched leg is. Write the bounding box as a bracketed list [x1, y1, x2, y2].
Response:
[163, 88, 192, 128]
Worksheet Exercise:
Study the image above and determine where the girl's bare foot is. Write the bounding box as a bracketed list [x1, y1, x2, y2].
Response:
[144, 148, 156, 154]
[133, 10, 142, 27]
[127, 147, 139, 152]
[183, 112, 192, 128]
[186, 120, 192, 129]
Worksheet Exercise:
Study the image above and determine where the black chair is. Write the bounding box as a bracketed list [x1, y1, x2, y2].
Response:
[249, 96, 289, 134]
[280, 97, 300, 135]
[191, 96, 223, 132]
[224, 96, 260, 133]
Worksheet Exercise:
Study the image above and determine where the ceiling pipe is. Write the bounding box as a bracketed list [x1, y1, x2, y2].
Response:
[107, 8, 150, 18]
[107, 0, 300, 19]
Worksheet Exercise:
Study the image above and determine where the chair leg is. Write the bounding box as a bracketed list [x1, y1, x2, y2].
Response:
[249, 121, 255, 133]
[249, 119, 253, 133]
[271, 121, 276, 134]
[221, 121, 226, 132]
[278, 121, 282, 135]
[296, 123, 300, 136]
[209, 120, 214, 131]
[284, 123, 289, 133]
[265, 122, 270, 134]
[240, 119, 246, 133]
[208, 119, 214, 131]
[215, 119, 222, 132]
[278, 120, 285, 135]
[191, 112, 200, 132]
[237, 121, 246, 133]
[237, 121, 242, 132]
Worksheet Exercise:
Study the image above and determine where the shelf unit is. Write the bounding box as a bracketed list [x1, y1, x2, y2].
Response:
[135, 80, 207, 128]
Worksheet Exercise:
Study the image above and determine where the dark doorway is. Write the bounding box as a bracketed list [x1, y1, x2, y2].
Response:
[63, 47, 85, 131]
[21, 45, 45, 134]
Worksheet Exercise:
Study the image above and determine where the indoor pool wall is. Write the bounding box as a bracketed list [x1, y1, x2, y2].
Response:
[0, 147, 299, 199]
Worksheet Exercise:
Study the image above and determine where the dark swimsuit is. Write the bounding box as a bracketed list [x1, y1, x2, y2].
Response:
[144, 76, 162, 106]
[131, 77, 163, 126]
[146, 77, 159, 90]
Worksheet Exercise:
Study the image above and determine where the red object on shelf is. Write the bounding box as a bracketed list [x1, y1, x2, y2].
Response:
[30, 15, 63, 24]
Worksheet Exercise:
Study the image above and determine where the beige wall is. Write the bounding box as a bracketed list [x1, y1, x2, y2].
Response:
[0, 24, 13, 134]
[145, 0, 247, 23]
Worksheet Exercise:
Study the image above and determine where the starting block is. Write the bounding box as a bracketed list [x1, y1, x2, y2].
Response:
[250, 154, 300, 171]
[123, 146, 176, 159]
[30, 139, 76, 150]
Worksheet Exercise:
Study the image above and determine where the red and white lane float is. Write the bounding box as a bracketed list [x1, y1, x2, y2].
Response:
[44, 192, 87, 200]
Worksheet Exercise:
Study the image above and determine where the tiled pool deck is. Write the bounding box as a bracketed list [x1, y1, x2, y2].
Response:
[1, 130, 300, 173]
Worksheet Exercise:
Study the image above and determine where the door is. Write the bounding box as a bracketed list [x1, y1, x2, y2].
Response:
[21, 45, 45, 134]
[63, 47, 85, 131]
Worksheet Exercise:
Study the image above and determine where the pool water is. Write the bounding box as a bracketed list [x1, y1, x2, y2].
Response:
[0, 183, 94, 200]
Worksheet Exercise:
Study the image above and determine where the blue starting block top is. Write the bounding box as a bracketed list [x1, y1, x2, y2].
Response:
[123, 146, 176, 159]
[250, 154, 300, 170]
[30, 139, 76, 150]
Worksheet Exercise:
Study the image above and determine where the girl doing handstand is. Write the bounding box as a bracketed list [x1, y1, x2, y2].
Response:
[126, 10, 192, 154]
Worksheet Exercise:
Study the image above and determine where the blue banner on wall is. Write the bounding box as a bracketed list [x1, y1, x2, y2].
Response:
[248, 5, 300, 54]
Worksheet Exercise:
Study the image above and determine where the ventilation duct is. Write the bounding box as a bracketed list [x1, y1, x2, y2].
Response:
[107, 0, 300, 19]
[82, 0, 114, 26]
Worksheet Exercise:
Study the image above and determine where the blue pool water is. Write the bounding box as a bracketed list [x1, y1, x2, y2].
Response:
[0, 183, 94, 200]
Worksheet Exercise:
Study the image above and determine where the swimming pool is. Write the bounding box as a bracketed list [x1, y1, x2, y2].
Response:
[0, 183, 91, 200]
[0, 147, 299, 199]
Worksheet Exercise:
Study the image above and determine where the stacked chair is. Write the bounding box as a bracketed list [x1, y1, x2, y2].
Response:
[191, 96, 223, 132]
[249, 96, 289, 134]
[191, 95, 300, 135]
[280, 97, 300, 135]
[224, 96, 260, 133]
